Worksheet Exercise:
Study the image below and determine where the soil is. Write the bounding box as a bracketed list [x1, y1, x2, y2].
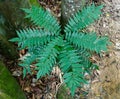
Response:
[2, 0, 120, 99]
[87, 0, 120, 99]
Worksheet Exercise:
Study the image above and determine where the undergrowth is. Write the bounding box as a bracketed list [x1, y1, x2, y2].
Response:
[10, 4, 110, 96]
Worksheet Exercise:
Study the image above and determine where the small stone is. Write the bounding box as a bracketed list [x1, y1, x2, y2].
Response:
[32, 78, 37, 83]
[12, 70, 22, 77]
[31, 83, 36, 87]
[24, 87, 31, 92]
[116, 42, 120, 49]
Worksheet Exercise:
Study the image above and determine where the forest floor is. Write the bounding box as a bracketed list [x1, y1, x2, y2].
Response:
[87, 0, 120, 99]
[3, 0, 120, 99]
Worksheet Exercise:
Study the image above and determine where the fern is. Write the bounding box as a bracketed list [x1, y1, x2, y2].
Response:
[10, 28, 54, 49]
[66, 32, 109, 53]
[19, 53, 37, 78]
[35, 36, 63, 79]
[22, 6, 61, 35]
[59, 43, 87, 95]
[10, 4, 110, 96]
[64, 4, 103, 33]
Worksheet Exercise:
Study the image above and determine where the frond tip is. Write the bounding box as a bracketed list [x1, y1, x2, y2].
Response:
[10, 28, 54, 49]
[22, 6, 61, 35]
[64, 4, 103, 33]
[63, 72, 86, 96]
[66, 32, 109, 53]
[59, 44, 87, 95]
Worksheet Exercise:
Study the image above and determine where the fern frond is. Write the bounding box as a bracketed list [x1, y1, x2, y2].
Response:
[19, 53, 37, 78]
[19, 46, 44, 78]
[63, 72, 86, 96]
[78, 48, 93, 73]
[10, 28, 54, 49]
[64, 4, 103, 33]
[28, 46, 43, 55]
[66, 32, 109, 53]
[22, 6, 61, 35]
[59, 43, 86, 95]
[59, 44, 80, 73]
[36, 36, 63, 79]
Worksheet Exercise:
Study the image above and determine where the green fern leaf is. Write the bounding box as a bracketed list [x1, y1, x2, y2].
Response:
[63, 72, 86, 96]
[59, 43, 87, 95]
[19, 53, 37, 78]
[64, 4, 103, 33]
[10, 28, 54, 49]
[28, 46, 43, 55]
[66, 32, 109, 53]
[36, 36, 63, 79]
[22, 6, 61, 35]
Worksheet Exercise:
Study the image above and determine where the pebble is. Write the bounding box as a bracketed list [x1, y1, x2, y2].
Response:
[32, 78, 37, 83]
[12, 70, 22, 77]
[116, 42, 120, 50]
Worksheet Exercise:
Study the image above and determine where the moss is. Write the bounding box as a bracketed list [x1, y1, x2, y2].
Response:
[0, 61, 26, 99]
[0, 92, 12, 99]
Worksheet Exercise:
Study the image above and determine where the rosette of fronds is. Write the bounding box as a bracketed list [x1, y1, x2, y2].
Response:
[10, 4, 110, 96]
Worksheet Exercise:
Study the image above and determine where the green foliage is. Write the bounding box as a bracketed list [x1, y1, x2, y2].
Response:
[36, 36, 63, 79]
[22, 6, 61, 35]
[64, 4, 103, 33]
[66, 32, 109, 53]
[10, 28, 54, 49]
[59, 43, 87, 95]
[10, 4, 110, 96]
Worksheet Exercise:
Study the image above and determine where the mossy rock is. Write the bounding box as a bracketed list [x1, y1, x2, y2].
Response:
[0, 61, 26, 99]
[0, 34, 18, 59]
[0, 92, 12, 99]
[0, 0, 30, 59]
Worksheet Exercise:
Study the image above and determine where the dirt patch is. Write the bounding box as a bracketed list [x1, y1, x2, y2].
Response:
[88, 0, 120, 99]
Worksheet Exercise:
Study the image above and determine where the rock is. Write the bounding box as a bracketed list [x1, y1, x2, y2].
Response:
[0, 61, 27, 99]
[0, 0, 30, 59]
[0, 34, 19, 59]
[12, 70, 22, 77]
[0, 0, 30, 39]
